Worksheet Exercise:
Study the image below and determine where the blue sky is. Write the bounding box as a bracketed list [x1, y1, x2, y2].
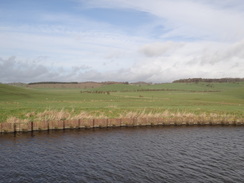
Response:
[0, 0, 244, 83]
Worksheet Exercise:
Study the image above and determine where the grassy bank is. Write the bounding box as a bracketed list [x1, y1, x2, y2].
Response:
[0, 82, 243, 123]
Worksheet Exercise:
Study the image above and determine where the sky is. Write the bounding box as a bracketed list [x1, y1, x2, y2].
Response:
[0, 0, 244, 83]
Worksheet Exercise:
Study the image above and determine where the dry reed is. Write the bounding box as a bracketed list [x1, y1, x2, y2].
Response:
[3, 109, 243, 126]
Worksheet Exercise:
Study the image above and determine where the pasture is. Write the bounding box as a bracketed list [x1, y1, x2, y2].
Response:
[0, 82, 243, 123]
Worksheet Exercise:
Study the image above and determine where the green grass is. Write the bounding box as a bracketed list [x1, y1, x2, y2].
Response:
[82, 82, 222, 92]
[0, 82, 244, 122]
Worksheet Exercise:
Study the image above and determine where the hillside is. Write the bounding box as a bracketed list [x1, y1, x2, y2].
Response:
[26, 81, 129, 89]
[173, 78, 244, 83]
[0, 84, 36, 101]
[81, 82, 244, 93]
[0, 82, 243, 123]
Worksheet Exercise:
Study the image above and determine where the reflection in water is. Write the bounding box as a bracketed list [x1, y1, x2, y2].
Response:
[0, 126, 244, 182]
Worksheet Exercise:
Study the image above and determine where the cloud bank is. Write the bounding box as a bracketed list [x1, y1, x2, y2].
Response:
[0, 0, 243, 83]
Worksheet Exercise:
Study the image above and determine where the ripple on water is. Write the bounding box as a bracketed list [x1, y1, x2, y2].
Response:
[0, 126, 244, 183]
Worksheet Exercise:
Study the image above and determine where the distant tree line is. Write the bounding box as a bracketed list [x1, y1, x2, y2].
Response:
[173, 78, 244, 83]
[101, 81, 129, 85]
[81, 91, 110, 94]
[27, 81, 155, 86]
[81, 89, 219, 93]
[28, 81, 130, 85]
[28, 82, 79, 85]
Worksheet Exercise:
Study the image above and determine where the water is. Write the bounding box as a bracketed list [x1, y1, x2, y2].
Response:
[0, 126, 244, 183]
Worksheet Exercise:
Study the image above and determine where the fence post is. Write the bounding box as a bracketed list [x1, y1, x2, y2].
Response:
[47, 121, 50, 132]
[30, 121, 34, 136]
[78, 119, 81, 129]
[14, 123, 17, 135]
[63, 120, 65, 130]
[31, 121, 34, 132]
[93, 119, 95, 128]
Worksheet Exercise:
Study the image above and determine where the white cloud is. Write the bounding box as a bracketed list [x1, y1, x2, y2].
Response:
[81, 0, 244, 41]
[139, 41, 185, 57]
[0, 56, 94, 83]
[0, 0, 244, 83]
[0, 23, 145, 70]
[1, 37, 243, 83]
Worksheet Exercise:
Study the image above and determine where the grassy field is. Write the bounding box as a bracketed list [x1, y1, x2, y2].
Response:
[0, 82, 244, 123]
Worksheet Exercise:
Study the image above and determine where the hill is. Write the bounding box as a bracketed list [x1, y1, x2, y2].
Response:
[0, 82, 243, 123]
[173, 78, 244, 83]
[0, 83, 36, 100]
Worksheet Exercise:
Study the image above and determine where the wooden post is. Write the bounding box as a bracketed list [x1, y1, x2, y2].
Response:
[63, 120, 65, 130]
[31, 121, 34, 132]
[106, 119, 108, 128]
[93, 119, 95, 128]
[78, 119, 81, 129]
[47, 121, 50, 132]
[30, 121, 34, 136]
[14, 123, 17, 135]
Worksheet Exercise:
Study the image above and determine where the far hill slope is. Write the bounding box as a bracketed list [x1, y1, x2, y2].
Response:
[173, 78, 244, 83]
[81, 82, 238, 92]
[0, 83, 52, 101]
[0, 84, 34, 100]
[0, 82, 243, 123]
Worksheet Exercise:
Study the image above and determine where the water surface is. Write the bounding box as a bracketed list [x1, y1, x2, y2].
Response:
[0, 126, 244, 182]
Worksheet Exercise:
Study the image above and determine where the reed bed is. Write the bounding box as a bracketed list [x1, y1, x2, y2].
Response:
[1, 110, 243, 133]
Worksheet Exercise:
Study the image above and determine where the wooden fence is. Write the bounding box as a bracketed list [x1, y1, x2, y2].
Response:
[0, 117, 243, 134]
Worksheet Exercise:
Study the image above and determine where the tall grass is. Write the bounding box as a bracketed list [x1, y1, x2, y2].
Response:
[4, 109, 243, 125]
